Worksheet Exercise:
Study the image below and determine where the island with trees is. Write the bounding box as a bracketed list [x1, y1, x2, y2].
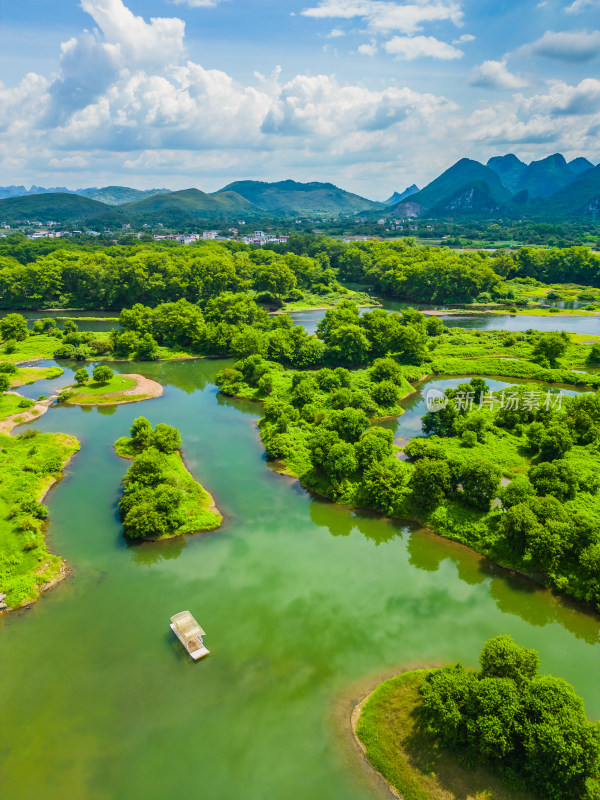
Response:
[355, 635, 600, 800]
[61, 365, 163, 406]
[114, 418, 222, 540]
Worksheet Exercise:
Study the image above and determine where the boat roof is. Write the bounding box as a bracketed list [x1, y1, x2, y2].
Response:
[171, 610, 206, 639]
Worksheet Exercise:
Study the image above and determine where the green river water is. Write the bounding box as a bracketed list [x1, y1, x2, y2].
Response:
[1, 358, 600, 800]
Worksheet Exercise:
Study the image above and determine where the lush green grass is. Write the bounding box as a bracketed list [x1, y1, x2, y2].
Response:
[0, 394, 35, 422]
[1, 334, 66, 363]
[0, 431, 80, 608]
[570, 333, 600, 344]
[429, 329, 600, 386]
[426, 430, 529, 476]
[431, 356, 600, 387]
[68, 375, 137, 405]
[114, 437, 222, 537]
[282, 288, 379, 311]
[11, 365, 63, 387]
[356, 670, 538, 800]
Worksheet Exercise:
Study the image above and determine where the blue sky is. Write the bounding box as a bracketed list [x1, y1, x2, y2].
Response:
[1, 0, 599, 198]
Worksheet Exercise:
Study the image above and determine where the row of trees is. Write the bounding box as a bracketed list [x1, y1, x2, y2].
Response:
[0, 238, 335, 309]
[3, 234, 600, 309]
[0, 296, 444, 370]
[278, 234, 600, 299]
[420, 635, 600, 800]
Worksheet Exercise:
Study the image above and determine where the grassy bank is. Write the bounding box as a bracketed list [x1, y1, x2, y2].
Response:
[0, 393, 37, 422]
[10, 365, 63, 387]
[356, 670, 538, 800]
[114, 436, 222, 538]
[281, 288, 379, 312]
[0, 430, 80, 609]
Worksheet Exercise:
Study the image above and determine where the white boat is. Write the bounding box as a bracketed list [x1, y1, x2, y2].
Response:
[170, 611, 210, 660]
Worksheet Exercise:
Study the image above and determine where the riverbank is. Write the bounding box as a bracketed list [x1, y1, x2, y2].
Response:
[0, 395, 53, 434]
[0, 431, 80, 612]
[66, 373, 163, 405]
[422, 307, 600, 318]
[354, 670, 538, 800]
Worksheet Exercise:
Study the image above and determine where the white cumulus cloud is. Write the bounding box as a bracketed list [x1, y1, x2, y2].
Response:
[80, 0, 186, 70]
[2, 0, 599, 193]
[301, 0, 463, 34]
[384, 35, 463, 59]
[358, 39, 378, 55]
[528, 29, 600, 62]
[469, 60, 529, 90]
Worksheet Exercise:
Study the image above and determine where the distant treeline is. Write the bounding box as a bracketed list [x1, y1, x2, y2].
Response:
[1, 233, 600, 308]
[277, 235, 600, 298]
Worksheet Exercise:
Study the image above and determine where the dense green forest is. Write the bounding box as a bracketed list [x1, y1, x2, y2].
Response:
[1, 233, 600, 308]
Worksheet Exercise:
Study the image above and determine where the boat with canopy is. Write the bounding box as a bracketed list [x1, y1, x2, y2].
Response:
[170, 611, 210, 660]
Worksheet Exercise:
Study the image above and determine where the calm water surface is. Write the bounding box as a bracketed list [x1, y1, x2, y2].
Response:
[291, 306, 600, 336]
[1, 360, 599, 800]
[0, 310, 118, 333]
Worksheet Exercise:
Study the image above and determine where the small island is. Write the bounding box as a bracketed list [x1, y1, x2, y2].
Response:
[114, 417, 222, 540]
[63, 365, 163, 406]
[355, 636, 600, 800]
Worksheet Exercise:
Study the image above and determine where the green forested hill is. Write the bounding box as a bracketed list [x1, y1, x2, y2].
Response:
[539, 165, 600, 217]
[121, 188, 258, 223]
[407, 158, 511, 211]
[0, 193, 123, 225]
[515, 153, 584, 199]
[77, 186, 170, 205]
[218, 179, 382, 214]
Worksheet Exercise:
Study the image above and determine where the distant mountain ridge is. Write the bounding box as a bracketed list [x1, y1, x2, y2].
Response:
[0, 193, 123, 224]
[388, 152, 599, 219]
[407, 158, 511, 212]
[1, 155, 599, 225]
[0, 185, 170, 205]
[383, 185, 420, 205]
